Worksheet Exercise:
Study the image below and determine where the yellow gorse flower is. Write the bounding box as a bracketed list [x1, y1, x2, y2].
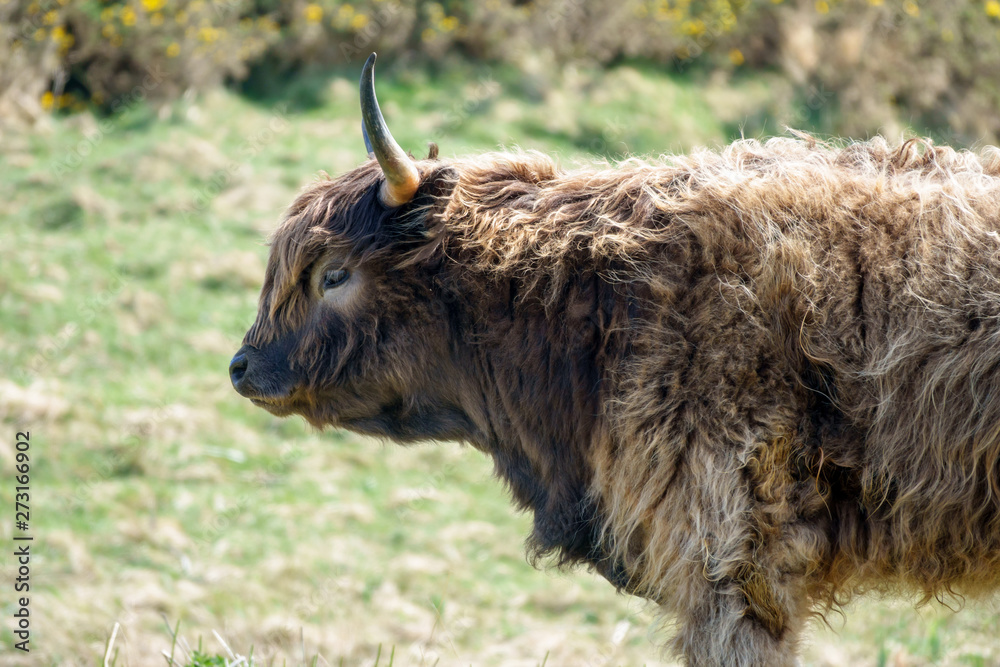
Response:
[305, 4, 323, 23]
[198, 26, 219, 42]
[681, 19, 705, 36]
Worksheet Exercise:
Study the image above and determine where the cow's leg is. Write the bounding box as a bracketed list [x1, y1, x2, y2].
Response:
[653, 432, 816, 666]
[669, 559, 809, 666]
[594, 409, 823, 664]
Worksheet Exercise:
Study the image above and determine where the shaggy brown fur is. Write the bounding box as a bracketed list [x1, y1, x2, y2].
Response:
[234, 135, 1000, 665]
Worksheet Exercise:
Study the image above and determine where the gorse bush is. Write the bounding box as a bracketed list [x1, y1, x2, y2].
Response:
[0, 0, 417, 116]
[736, 0, 1000, 144]
[2, 0, 999, 143]
[1, 0, 277, 114]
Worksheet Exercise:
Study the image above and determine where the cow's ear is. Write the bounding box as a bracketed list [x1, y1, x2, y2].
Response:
[388, 164, 457, 252]
[412, 164, 457, 212]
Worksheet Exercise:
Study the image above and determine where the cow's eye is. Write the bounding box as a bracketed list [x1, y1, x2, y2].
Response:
[323, 269, 350, 290]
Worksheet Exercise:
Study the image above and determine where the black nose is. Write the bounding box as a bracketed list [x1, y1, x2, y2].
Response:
[229, 351, 248, 389]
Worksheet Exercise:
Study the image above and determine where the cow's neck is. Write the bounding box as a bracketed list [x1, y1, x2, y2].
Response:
[452, 272, 625, 574]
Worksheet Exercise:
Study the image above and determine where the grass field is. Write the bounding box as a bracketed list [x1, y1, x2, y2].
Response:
[2, 62, 999, 665]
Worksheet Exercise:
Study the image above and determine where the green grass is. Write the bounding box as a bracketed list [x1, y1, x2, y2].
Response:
[2, 63, 998, 665]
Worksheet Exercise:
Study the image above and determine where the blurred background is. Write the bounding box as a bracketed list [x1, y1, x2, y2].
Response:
[2, 1, 1000, 664]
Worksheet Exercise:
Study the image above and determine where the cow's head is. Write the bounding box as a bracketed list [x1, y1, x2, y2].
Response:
[230, 54, 475, 443]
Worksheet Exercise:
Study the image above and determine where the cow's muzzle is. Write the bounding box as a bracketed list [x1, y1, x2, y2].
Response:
[230, 343, 293, 402]
[229, 349, 250, 392]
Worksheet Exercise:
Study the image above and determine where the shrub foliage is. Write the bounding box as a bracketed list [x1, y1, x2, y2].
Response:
[2, 0, 999, 142]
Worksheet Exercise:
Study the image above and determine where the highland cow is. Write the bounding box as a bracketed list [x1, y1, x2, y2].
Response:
[230, 53, 1000, 665]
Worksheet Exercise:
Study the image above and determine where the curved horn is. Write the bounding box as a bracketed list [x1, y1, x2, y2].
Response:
[360, 53, 420, 208]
